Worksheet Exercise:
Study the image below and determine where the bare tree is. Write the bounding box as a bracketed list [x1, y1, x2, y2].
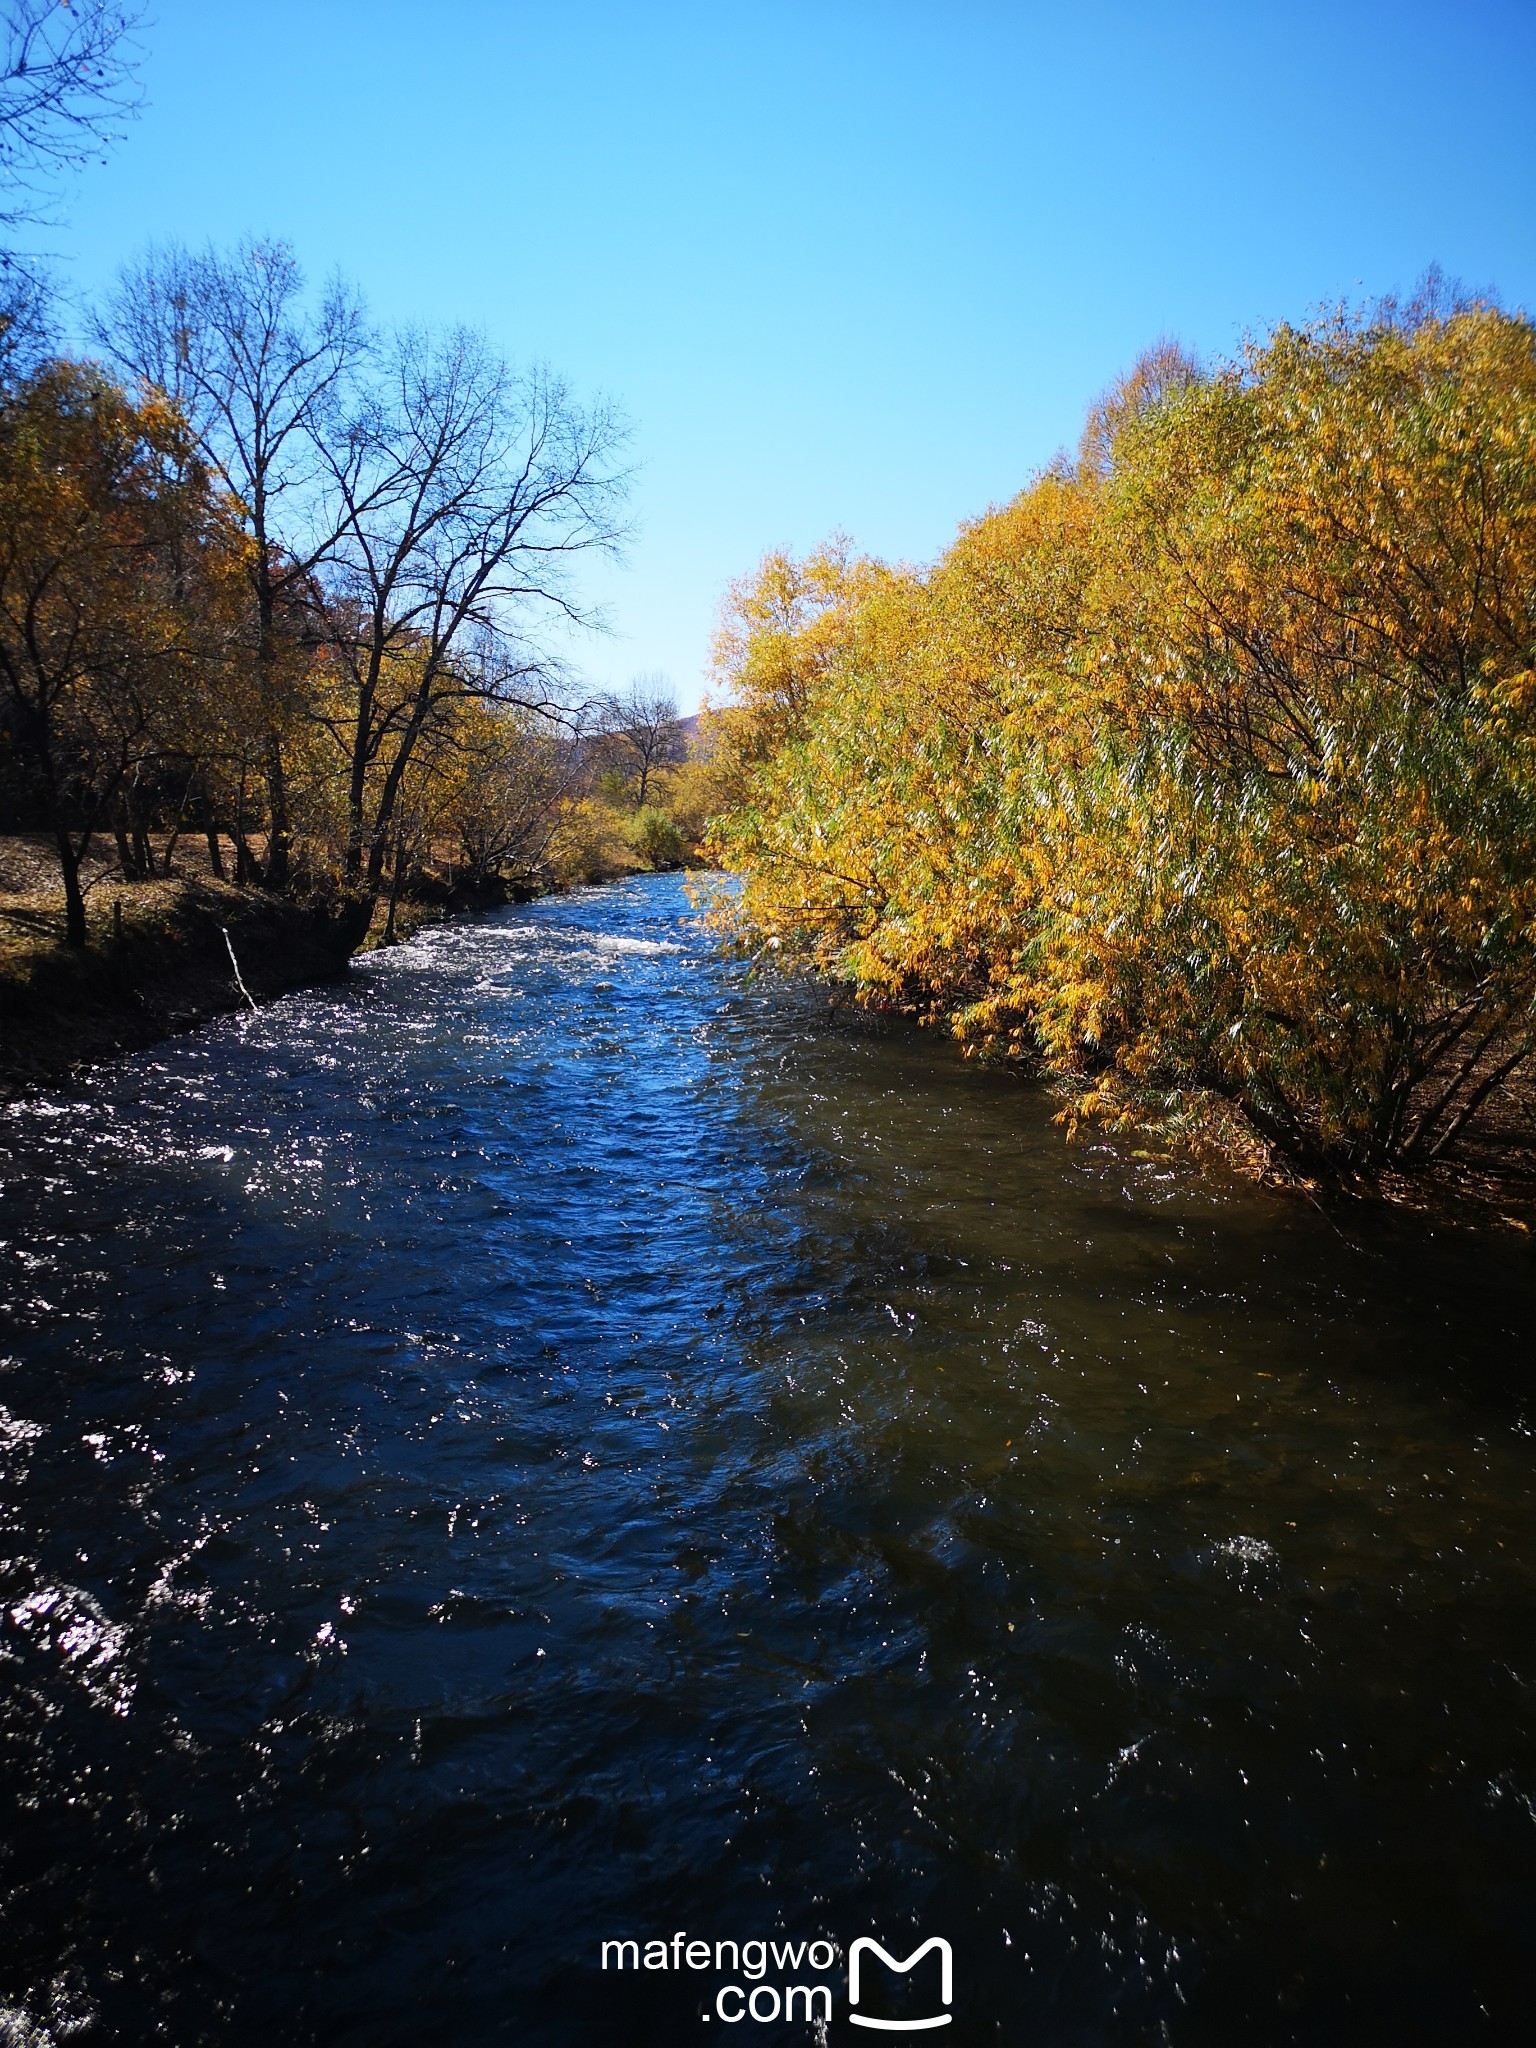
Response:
[315, 324, 628, 912]
[446, 703, 585, 891]
[594, 673, 684, 806]
[98, 239, 368, 886]
[0, 250, 48, 378]
[1, 1, 142, 236]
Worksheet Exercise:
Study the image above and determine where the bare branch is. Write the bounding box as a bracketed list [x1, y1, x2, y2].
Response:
[0, 1, 144, 233]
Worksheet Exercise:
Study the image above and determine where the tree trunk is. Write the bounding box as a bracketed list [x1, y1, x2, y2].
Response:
[55, 829, 87, 948]
[252, 564, 293, 893]
[161, 771, 195, 874]
[262, 730, 291, 890]
[123, 781, 154, 882]
[112, 797, 137, 881]
[382, 825, 407, 945]
[202, 795, 226, 880]
[231, 769, 260, 886]
[343, 659, 380, 889]
[365, 829, 389, 908]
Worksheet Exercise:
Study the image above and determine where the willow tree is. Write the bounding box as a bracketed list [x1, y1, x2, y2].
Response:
[713, 299, 1536, 1176]
[708, 476, 1097, 1020]
[1034, 303, 1536, 1169]
[439, 699, 581, 890]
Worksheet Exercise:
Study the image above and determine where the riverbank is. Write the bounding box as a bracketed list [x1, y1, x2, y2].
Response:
[5, 846, 1532, 1234]
[0, 824, 683, 1095]
[0, 866, 358, 1096]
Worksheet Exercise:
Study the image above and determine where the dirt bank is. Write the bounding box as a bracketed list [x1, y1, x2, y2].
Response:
[0, 869, 358, 1094]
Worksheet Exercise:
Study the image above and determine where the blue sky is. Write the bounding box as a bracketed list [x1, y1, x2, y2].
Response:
[43, 0, 1536, 711]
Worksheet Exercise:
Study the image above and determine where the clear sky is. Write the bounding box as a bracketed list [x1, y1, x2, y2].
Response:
[39, 0, 1536, 712]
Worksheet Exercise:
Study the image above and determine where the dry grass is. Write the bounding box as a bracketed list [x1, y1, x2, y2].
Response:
[0, 834, 352, 1093]
[0, 830, 243, 957]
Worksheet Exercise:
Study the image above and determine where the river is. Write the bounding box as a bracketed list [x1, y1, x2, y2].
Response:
[1, 874, 1533, 2044]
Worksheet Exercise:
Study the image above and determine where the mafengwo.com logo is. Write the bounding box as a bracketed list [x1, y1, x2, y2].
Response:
[598, 1931, 955, 2029]
[848, 1938, 953, 2031]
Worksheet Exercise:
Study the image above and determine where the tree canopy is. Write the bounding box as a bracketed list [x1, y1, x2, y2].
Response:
[709, 297, 1536, 1176]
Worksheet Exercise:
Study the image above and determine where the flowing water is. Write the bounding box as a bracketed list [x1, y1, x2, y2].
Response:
[1, 874, 1533, 2045]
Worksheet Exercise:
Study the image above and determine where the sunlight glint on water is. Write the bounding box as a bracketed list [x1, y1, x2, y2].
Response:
[1, 874, 1534, 2045]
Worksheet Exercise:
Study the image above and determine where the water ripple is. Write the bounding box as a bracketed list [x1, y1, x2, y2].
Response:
[0, 876, 1533, 2043]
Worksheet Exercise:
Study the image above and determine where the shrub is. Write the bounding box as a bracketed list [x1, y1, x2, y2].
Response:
[628, 806, 685, 870]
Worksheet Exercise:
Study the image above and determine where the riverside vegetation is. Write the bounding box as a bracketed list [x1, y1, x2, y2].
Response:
[705, 281, 1536, 1193]
[0, 0, 721, 1039]
[4, 132, 1533, 1199]
[0, 248, 724, 1082]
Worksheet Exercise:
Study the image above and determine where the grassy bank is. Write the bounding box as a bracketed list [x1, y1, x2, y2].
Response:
[0, 861, 357, 1094]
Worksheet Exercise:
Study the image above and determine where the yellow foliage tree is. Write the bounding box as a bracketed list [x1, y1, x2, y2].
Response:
[0, 358, 249, 942]
[711, 299, 1536, 1176]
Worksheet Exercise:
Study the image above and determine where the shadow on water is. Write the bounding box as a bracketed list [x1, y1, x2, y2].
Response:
[1, 875, 1533, 2045]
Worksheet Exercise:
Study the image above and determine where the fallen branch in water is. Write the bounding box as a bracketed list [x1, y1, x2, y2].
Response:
[222, 926, 257, 1011]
